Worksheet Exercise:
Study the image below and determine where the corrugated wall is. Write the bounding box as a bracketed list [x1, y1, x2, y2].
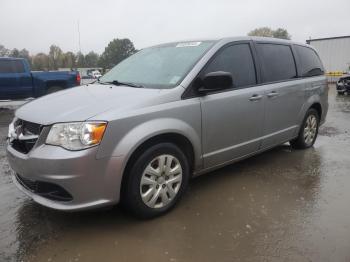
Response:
[308, 37, 350, 72]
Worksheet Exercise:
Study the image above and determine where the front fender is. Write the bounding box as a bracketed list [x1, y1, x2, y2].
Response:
[97, 117, 202, 173]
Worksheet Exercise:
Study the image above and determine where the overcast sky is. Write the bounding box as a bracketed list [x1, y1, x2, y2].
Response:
[1, 0, 349, 54]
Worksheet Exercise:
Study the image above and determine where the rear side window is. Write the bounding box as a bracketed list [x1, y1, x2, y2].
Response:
[0, 60, 25, 73]
[12, 60, 25, 73]
[294, 45, 324, 77]
[203, 43, 257, 88]
[257, 44, 297, 83]
[0, 60, 14, 73]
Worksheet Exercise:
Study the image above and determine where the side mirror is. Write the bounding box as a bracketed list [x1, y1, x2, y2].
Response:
[198, 71, 233, 95]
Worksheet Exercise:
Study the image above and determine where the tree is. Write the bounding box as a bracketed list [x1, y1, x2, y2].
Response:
[18, 49, 30, 60]
[99, 38, 136, 69]
[0, 44, 10, 56]
[248, 27, 291, 40]
[8, 48, 32, 66]
[62, 51, 77, 69]
[48, 45, 63, 70]
[17, 49, 32, 66]
[32, 53, 49, 71]
[272, 28, 291, 40]
[84, 51, 99, 67]
[76, 52, 86, 68]
[1, 39, 137, 70]
[248, 27, 274, 38]
[10, 48, 20, 57]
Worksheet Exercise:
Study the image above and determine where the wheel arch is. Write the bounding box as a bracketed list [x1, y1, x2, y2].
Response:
[298, 94, 323, 124]
[309, 102, 322, 119]
[295, 99, 323, 137]
[119, 131, 198, 201]
[124, 132, 196, 175]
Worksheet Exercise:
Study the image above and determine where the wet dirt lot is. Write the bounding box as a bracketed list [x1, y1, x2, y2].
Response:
[0, 87, 350, 262]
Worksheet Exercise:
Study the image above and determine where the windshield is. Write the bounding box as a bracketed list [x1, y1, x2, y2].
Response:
[99, 41, 215, 89]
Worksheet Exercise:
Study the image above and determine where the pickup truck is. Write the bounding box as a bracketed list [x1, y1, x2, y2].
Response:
[0, 57, 80, 100]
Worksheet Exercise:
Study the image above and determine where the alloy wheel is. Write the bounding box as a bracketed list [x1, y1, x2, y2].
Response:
[304, 114, 317, 146]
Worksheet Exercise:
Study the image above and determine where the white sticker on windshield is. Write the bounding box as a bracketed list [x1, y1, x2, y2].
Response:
[169, 76, 181, 84]
[176, 41, 202, 47]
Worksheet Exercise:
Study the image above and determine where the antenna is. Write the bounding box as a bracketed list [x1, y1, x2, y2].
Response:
[78, 20, 81, 53]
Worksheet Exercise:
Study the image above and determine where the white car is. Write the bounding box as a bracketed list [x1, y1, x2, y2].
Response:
[91, 70, 102, 79]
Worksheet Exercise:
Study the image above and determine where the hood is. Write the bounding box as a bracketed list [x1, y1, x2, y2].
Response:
[15, 84, 174, 125]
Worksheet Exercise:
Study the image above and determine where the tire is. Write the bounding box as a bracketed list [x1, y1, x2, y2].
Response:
[46, 86, 63, 94]
[337, 91, 345, 95]
[122, 143, 190, 219]
[290, 108, 319, 149]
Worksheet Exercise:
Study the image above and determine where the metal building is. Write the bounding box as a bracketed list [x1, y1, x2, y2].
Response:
[306, 36, 350, 73]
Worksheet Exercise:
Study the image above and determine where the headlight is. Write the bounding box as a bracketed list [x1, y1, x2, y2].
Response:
[46, 121, 107, 150]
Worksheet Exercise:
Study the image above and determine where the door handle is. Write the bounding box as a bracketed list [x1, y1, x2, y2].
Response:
[267, 91, 279, 98]
[249, 94, 263, 101]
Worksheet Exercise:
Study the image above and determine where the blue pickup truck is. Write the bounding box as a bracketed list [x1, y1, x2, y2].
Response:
[0, 57, 80, 100]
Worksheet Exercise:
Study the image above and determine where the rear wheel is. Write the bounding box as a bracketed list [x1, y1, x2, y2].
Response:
[290, 108, 319, 149]
[122, 143, 190, 219]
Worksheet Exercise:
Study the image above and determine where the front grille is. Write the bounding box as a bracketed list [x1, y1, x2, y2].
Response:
[11, 138, 37, 153]
[22, 120, 41, 135]
[16, 174, 73, 202]
[10, 119, 42, 154]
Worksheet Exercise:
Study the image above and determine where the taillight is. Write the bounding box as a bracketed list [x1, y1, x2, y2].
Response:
[76, 73, 81, 86]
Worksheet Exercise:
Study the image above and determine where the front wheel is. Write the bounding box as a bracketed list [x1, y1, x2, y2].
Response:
[122, 143, 190, 219]
[290, 108, 319, 149]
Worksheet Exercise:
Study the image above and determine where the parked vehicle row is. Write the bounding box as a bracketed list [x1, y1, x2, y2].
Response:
[6, 37, 328, 218]
[0, 58, 80, 100]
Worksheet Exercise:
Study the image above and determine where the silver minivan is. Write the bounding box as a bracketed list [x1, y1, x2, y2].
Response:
[7, 37, 328, 218]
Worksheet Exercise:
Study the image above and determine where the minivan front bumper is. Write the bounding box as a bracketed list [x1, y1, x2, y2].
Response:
[6, 143, 125, 211]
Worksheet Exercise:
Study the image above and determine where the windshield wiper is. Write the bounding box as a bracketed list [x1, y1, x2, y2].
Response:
[99, 79, 144, 88]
